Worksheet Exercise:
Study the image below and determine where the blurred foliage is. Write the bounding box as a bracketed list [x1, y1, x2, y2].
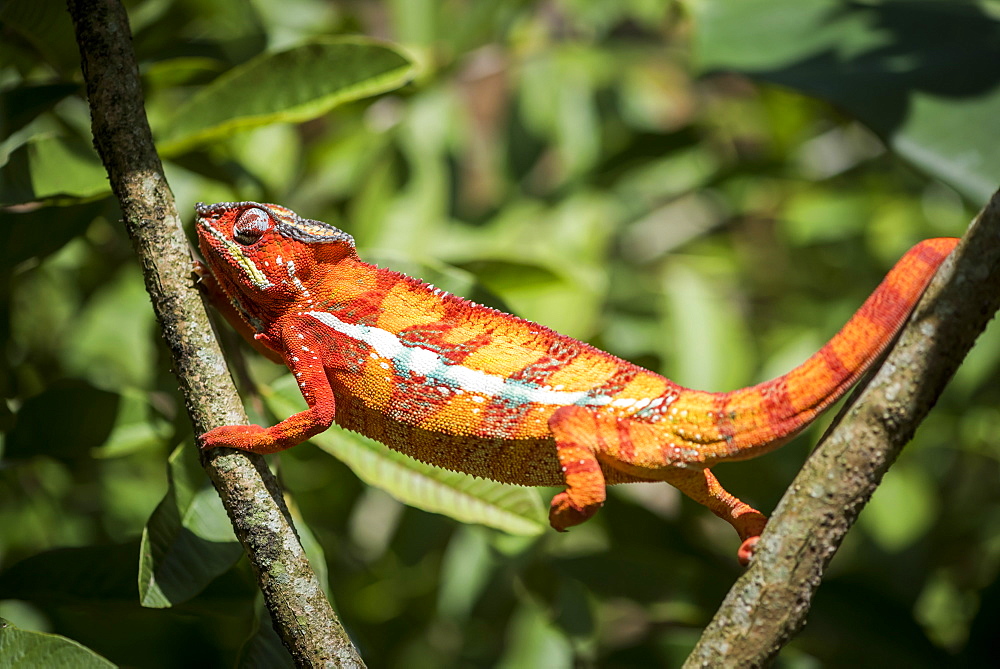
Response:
[2, 0, 1000, 666]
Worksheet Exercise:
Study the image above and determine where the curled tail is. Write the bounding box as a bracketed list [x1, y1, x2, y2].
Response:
[697, 237, 959, 462]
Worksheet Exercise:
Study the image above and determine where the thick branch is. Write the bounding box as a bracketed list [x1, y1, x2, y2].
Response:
[66, 1, 363, 665]
[685, 190, 1000, 667]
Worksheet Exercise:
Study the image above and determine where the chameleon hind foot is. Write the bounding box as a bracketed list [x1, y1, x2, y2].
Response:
[548, 490, 602, 531]
[661, 467, 767, 565]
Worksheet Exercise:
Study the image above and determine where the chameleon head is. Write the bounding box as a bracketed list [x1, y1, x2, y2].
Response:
[195, 201, 356, 309]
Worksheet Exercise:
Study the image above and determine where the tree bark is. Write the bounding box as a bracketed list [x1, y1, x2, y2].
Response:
[66, 0, 364, 665]
[685, 190, 1000, 668]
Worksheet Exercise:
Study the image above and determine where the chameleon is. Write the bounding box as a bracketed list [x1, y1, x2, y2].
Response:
[194, 200, 958, 563]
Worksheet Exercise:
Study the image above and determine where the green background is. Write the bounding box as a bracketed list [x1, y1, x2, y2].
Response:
[2, 0, 1000, 666]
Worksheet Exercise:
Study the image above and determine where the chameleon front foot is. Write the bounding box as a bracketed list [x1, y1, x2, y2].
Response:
[548, 491, 602, 531]
[200, 424, 280, 453]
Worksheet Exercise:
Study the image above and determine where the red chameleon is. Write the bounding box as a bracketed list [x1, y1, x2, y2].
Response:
[195, 201, 957, 564]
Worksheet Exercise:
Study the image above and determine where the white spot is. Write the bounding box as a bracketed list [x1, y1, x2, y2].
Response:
[408, 347, 438, 376]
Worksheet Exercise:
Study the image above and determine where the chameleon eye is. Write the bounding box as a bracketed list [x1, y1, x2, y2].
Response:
[233, 208, 270, 245]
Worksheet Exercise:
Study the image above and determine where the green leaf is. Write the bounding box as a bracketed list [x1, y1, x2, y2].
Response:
[0, 201, 103, 272]
[157, 37, 418, 154]
[0, 135, 109, 205]
[264, 375, 548, 536]
[658, 257, 753, 391]
[0, 544, 141, 604]
[139, 444, 243, 608]
[860, 463, 937, 552]
[63, 265, 157, 390]
[0, 619, 115, 668]
[235, 597, 295, 669]
[5, 381, 120, 461]
[496, 600, 574, 669]
[0, 83, 80, 137]
[0, 0, 81, 76]
[694, 0, 1000, 203]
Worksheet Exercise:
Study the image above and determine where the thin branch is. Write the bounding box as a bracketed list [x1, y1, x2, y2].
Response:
[685, 190, 1000, 668]
[66, 0, 363, 665]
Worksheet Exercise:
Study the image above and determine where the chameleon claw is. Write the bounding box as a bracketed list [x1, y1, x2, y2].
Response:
[548, 491, 601, 532]
[737, 536, 760, 566]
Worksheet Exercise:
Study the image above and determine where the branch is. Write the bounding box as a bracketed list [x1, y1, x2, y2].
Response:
[685, 190, 1000, 667]
[66, 1, 364, 665]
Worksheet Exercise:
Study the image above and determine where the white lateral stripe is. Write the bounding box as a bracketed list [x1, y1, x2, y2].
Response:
[306, 310, 617, 407]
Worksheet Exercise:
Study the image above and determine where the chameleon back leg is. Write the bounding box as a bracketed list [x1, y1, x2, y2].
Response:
[659, 467, 767, 565]
[548, 405, 766, 564]
[547, 405, 608, 530]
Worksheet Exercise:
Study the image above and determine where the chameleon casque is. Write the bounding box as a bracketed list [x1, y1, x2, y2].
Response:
[195, 200, 958, 563]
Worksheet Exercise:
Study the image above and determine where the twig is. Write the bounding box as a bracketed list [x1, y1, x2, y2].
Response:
[685, 190, 1000, 667]
[66, 0, 364, 665]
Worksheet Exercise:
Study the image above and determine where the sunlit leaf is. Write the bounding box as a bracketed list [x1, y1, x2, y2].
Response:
[859, 464, 937, 552]
[157, 37, 418, 154]
[658, 257, 753, 391]
[0, 135, 109, 205]
[264, 376, 548, 536]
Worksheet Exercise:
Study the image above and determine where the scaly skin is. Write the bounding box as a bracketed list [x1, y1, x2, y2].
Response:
[195, 201, 958, 563]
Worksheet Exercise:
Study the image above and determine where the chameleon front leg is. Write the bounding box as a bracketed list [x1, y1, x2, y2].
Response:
[547, 405, 607, 531]
[661, 467, 767, 565]
[201, 327, 338, 454]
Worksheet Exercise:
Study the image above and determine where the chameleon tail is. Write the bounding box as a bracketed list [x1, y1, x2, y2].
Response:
[699, 237, 959, 463]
